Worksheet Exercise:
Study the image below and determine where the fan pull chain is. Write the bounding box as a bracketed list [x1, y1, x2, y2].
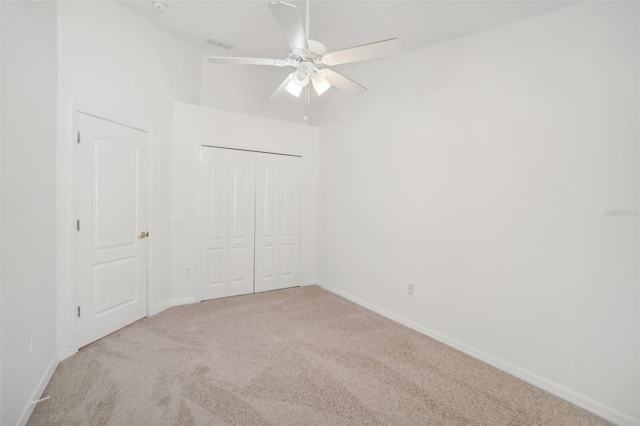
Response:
[304, 85, 310, 121]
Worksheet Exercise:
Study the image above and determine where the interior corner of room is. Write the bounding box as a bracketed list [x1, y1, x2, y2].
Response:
[1, 0, 639, 425]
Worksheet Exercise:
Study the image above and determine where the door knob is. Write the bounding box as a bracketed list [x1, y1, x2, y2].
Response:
[139, 231, 149, 239]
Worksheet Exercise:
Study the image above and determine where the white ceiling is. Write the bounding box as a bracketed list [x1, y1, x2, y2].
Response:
[120, 0, 577, 62]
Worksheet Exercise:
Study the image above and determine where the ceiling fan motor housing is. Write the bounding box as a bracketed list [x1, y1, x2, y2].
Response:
[288, 40, 328, 67]
[308, 40, 328, 56]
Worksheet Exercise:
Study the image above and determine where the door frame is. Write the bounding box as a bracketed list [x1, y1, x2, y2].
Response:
[69, 105, 152, 352]
[196, 144, 303, 303]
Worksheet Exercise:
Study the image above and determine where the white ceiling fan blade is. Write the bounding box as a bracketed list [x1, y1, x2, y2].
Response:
[322, 38, 403, 66]
[269, 2, 308, 51]
[270, 74, 295, 100]
[208, 56, 290, 67]
[323, 70, 366, 95]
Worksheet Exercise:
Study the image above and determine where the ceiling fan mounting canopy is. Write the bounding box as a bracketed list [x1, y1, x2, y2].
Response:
[208, 1, 403, 99]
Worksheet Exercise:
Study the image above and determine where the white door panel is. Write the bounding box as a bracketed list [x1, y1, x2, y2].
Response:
[200, 147, 256, 300]
[76, 113, 148, 348]
[255, 154, 301, 292]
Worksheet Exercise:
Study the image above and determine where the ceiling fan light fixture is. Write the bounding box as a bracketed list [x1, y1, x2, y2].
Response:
[292, 68, 310, 87]
[311, 72, 331, 96]
[285, 76, 304, 97]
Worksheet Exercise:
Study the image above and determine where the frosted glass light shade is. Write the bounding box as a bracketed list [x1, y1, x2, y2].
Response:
[312, 73, 331, 96]
[285, 78, 303, 97]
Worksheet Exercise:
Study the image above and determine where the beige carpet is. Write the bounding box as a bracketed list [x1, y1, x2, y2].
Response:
[29, 285, 608, 425]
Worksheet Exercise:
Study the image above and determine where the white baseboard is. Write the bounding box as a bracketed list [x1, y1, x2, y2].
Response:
[316, 281, 639, 426]
[150, 300, 171, 316]
[170, 297, 197, 307]
[16, 353, 60, 426]
[56, 347, 77, 362]
[150, 297, 198, 317]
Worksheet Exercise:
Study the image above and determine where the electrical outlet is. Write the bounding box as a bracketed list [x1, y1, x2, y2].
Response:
[408, 283, 414, 295]
[184, 266, 191, 277]
[335, 262, 341, 271]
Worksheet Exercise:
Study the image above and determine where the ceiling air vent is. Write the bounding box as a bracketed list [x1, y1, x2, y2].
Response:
[207, 39, 234, 50]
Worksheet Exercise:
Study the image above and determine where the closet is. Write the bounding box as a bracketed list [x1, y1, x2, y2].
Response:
[199, 146, 301, 301]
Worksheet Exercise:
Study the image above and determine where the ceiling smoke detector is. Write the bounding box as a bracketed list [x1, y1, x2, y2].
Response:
[152, 1, 167, 12]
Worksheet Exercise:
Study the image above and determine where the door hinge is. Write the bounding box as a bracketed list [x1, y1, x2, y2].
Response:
[77, 306, 81, 318]
[77, 131, 81, 144]
[77, 219, 80, 231]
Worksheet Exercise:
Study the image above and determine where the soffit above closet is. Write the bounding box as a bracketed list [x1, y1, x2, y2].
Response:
[120, 0, 577, 62]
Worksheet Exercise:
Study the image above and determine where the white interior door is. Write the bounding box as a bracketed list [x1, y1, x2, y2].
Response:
[200, 147, 256, 301]
[255, 153, 301, 293]
[76, 113, 148, 348]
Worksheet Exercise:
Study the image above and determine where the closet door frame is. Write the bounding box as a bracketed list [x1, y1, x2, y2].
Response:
[196, 145, 303, 302]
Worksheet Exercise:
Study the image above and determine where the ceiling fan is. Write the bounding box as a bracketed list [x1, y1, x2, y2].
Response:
[208, 1, 403, 99]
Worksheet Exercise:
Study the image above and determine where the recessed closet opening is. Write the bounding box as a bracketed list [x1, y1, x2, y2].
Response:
[198, 145, 302, 301]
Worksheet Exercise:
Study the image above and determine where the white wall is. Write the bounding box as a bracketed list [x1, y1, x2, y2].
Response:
[1, 2, 58, 424]
[200, 56, 316, 124]
[56, 1, 202, 354]
[170, 102, 319, 305]
[317, 2, 639, 424]
[1, 2, 3, 422]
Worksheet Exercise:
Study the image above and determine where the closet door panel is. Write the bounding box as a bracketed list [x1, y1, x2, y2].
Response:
[200, 150, 229, 300]
[259, 161, 278, 289]
[227, 152, 256, 296]
[255, 153, 301, 292]
[280, 164, 296, 280]
[200, 147, 256, 301]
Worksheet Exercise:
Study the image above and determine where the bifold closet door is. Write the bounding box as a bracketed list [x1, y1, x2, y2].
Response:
[200, 147, 256, 301]
[255, 153, 302, 293]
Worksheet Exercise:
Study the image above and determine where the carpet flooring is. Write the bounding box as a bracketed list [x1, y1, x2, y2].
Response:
[29, 285, 609, 425]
